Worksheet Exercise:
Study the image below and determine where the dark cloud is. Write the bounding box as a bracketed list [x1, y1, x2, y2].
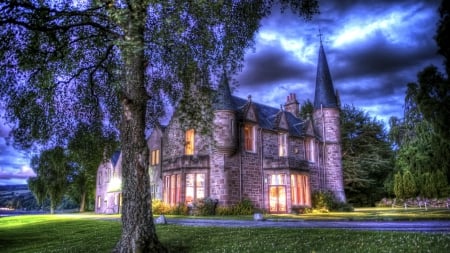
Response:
[238, 44, 314, 87]
[332, 31, 441, 81]
[234, 0, 442, 125]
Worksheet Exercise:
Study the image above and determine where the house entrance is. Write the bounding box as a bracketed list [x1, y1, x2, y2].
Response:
[268, 174, 286, 213]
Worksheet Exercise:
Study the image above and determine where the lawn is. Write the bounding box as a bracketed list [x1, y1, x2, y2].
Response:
[1, 212, 450, 253]
[266, 207, 450, 221]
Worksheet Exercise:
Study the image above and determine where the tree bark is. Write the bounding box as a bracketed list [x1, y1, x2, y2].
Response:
[113, 4, 166, 253]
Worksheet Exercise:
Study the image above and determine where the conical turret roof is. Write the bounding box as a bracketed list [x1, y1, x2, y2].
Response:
[314, 42, 338, 109]
[214, 73, 235, 111]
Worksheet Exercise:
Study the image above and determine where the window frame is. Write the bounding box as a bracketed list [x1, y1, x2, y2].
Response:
[185, 173, 206, 205]
[150, 149, 160, 166]
[290, 174, 311, 206]
[244, 123, 256, 153]
[278, 132, 288, 157]
[163, 174, 181, 205]
[185, 129, 195, 155]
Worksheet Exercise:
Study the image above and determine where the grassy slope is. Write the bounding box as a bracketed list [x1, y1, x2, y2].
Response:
[1, 213, 450, 253]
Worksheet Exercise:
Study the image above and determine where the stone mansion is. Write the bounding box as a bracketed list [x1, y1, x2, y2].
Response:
[95, 43, 346, 214]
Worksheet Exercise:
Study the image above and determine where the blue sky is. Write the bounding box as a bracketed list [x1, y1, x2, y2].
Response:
[0, 0, 444, 185]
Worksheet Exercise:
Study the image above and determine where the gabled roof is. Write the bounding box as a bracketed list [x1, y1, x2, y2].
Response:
[232, 96, 304, 137]
[314, 43, 338, 109]
[111, 151, 121, 168]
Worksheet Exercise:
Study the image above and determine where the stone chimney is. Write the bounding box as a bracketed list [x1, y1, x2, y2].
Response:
[284, 93, 299, 117]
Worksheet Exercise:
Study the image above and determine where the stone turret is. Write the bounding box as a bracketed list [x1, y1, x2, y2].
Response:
[312, 42, 346, 203]
[213, 73, 237, 156]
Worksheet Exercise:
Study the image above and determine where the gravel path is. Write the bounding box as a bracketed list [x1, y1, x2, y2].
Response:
[167, 218, 450, 233]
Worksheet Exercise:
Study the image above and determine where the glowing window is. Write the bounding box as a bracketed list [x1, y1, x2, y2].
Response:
[150, 149, 160, 165]
[291, 174, 311, 206]
[163, 174, 181, 206]
[244, 124, 256, 152]
[185, 129, 195, 155]
[185, 173, 205, 205]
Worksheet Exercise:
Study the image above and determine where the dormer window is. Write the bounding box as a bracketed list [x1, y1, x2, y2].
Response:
[244, 124, 256, 152]
[185, 129, 195, 155]
[278, 133, 288, 157]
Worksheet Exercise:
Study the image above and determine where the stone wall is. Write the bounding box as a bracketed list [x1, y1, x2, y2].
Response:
[313, 107, 346, 202]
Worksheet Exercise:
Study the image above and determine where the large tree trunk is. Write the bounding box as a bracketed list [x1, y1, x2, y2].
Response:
[113, 4, 166, 253]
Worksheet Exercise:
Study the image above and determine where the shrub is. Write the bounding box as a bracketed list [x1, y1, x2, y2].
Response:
[291, 205, 312, 215]
[192, 198, 218, 216]
[216, 199, 255, 216]
[169, 203, 189, 215]
[232, 198, 254, 215]
[312, 191, 353, 212]
[312, 191, 335, 211]
[152, 199, 170, 215]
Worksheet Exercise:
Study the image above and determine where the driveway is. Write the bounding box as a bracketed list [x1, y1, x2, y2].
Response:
[167, 218, 450, 233]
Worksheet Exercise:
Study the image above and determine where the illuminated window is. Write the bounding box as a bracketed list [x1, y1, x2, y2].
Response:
[163, 174, 181, 205]
[185, 129, 195, 155]
[244, 124, 256, 152]
[185, 173, 205, 205]
[291, 174, 311, 206]
[305, 139, 315, 162]
[268, 174, 286, 213]
[97, 196, 101, 208]
[150, 149, 160, 165]
[278, 133, 288, 157]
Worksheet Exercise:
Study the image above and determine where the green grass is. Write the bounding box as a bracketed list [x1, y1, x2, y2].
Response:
[1, 213, 450, 252]
[265, 207, 450, 221]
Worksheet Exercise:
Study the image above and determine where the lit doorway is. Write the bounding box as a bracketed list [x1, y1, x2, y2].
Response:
[268, 174, 286, 213]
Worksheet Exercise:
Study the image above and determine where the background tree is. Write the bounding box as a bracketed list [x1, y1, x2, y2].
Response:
[0, 1, 319, 251]
[402, 170, 417, 199]
[67, 124, 118, 212]
[393, 172, 403, 200]
[28, 147, 71, 214]
[340, 105, 394, 206]
[299, 99, 313, 119]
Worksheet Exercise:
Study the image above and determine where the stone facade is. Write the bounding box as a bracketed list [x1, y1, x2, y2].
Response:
[95, 43, 346, 214]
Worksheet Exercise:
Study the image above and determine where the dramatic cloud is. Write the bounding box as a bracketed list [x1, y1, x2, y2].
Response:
[235, 0, 442, 125]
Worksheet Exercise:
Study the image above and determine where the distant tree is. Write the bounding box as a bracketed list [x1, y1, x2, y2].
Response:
[393, 172, 403, 200]
[67, 124, 118, 212]
[420, 172, 437, 199]
[340, 105, 394, 206]
[414, 66, 450, 144]
[299, 99, 313, 119]
[0, 1, 319, 251]
[402, 170, 417, 199]
[28, 147, 71, 214]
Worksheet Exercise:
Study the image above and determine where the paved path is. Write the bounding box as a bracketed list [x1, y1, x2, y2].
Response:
[167, 218, 450, 233]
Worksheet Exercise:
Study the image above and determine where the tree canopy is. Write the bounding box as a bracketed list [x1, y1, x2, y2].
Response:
[340, 105, 394, 206]
[0, 1, 319, 252]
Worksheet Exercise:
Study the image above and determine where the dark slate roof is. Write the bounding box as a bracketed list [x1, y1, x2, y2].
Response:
[213, 74, 235, 111]
[231, 96, 304, 137]
[111, 151, 121, 167]
[314, 43, 338, 109]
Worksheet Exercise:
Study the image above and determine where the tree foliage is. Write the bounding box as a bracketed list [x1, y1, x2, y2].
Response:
[67, 123, 118, 212]
[28, 146, 71, 214]
[387, 0, 450, 201]
[0, 0, 319, 251]
[340, 105, 394, 206]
